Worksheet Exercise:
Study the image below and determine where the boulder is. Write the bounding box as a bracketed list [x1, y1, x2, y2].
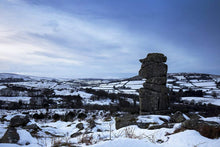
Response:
[77, 113, 87, 120]
[140, 53, 167, 63]
[71, 132, 82, 138]
[76, 123, 84, 130]
[148, 123, 175, 130]
[52, 114, 61, 121]
[143, 83, 168, 92]
[146, 77, 167, 85]
[170, 111, 187, 123]
[182, 119, 220, 139]
[23, 124, 40, 131]
[139, 62, 167, 79]
[87, 119, 96, 129]
[138, 53, 169, 113]
[0, 127, 20, 143]
[10, 115, 30, 127]
[115, 115, 137, 129]
[139, 88, 169, 112]
[33, 113, 45, 119]
[63, 111, 76, 122]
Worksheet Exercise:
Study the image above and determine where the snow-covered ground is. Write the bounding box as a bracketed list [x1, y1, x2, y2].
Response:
[1, 73, 219, 99]
[90, 73, 220, 98]
[137, 115, 170, 125]
[0, 109, 220, 147]
[91, 130, 220, 147]
[0, 97, 31, 104]
[181, 97, 220, 106]
[0, 86, 7, 90]
[0, 73, 220, 146]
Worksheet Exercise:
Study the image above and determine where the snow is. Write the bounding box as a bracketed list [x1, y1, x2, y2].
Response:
[0, 129, 40, 147]
[89, 73, 219, 97]
[176, 81, 193, 87]
[0, 144, 21, 147]
[4, 114, 25, 121]
[90, 130, 220, 147]
[0, 73, 30, 81]
[54, 89, 73, 95]
[0, 110, 219, 147]
[13, 81, 58, 89]
[137, 115, 170, 125]
[74, 91, 93, 99]
[200, 116, 220, 124]
[174, 76, 186, 80]
[167, 79, 176, 82]
[190, 79, 199, 82]
[126, 80, 145, 85]
[183, 114, 190, 120]
[0, 97, 31, 104]
[0, 85, 7, 90]
[39, 120, 85, 137]
[0, 73, 220, 146]
[0, 124, 7, 138]
[54, 90, 93, 99]
[84, 99, 113, 105]
[125, 84, 143, 89]
[17, 129, 38, 145]
[193, 81, 216, 87]
[163, 130, 219, 147]
[90, 138, 158, 147]
[181, 97, 220, 106]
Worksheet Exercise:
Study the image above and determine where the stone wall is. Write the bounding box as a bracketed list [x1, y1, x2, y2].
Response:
[139, 53, 169, 113]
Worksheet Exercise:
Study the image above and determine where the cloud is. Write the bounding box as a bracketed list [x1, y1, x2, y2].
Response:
[0, 0, 145, 78]
[0, 0, 219, 78]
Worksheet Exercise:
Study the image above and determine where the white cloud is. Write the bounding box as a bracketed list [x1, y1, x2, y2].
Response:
[0, 0, 209, 78]
[0, 0, 147, 78]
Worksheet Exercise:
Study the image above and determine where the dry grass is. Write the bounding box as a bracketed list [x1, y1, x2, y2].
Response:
[77, 134, 94, 145]
[113, 126, 158, 143]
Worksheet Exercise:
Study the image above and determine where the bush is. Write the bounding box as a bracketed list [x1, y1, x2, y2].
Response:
[33, 113, 45, 119]
[77, 113, 87, 120]
[77, 134, 94, 145]
[182, 89, 203, 97]
[52, 114, 60, 121]
[62, 111, 76, 122]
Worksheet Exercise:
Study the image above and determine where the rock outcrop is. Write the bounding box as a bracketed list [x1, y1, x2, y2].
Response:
[0, 127, 20, 143]
[76, 123, 84, 130]
[170, 111, 187, 123]
[10, 115, 30, 127]
[139, 53, 169, 113]
[182, 119, 220, 139]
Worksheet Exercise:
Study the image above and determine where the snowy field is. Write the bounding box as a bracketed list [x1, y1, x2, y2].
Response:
[181, 97, 220, 106]
[91, 130, 220, 147]
[0, 109, 220, 147]
[89, 74, 220, 98]
[0, 97, 31, 104]
[0, 73, 220, 146]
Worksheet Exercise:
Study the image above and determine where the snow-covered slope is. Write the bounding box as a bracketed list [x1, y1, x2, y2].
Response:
[0, 73, 219, 106]
[0, 73, 220, 147]
[89, 73, 220, 98]
[0, 73, 31, 81]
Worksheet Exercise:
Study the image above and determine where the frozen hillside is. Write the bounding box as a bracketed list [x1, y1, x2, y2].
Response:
[0, 73, 219, 146]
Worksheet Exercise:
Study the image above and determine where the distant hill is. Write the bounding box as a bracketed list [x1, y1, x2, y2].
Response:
[0, 72, 219, 82]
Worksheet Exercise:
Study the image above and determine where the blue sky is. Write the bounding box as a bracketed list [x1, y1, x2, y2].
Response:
[0, 0, 219, 78]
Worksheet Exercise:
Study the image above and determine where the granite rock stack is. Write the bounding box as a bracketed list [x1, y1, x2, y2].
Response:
[139, 53, 169, 114]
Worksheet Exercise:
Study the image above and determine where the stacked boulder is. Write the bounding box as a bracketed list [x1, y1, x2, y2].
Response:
[139, 53, 169, 113]
[0, 115, 30, 144]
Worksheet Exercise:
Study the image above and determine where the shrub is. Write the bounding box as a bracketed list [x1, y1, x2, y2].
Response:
[77, 113, 87, 120]
[77, 134, 94, 145]
[33, 113, 45, 119]
[52, 114, 60, 121]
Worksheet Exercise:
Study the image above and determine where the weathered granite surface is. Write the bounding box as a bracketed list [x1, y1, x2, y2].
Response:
[139, 53, 169, 113]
